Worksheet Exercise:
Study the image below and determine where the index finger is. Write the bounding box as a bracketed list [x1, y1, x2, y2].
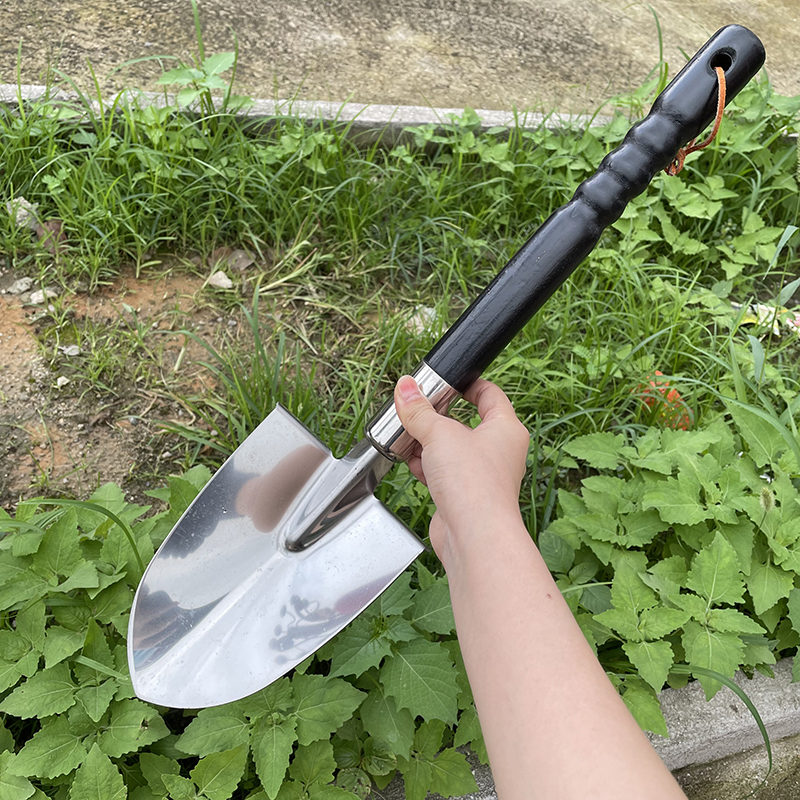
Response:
[462, 378, 518, 423]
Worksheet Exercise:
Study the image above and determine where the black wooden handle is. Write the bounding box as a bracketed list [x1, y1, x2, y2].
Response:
[424, 24, 765, 393]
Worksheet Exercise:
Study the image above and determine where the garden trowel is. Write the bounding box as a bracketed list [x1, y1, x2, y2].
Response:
[129, 24, 765, 708]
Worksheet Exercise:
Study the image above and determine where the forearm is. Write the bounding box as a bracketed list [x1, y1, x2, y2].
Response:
[443, 511, 686, 800]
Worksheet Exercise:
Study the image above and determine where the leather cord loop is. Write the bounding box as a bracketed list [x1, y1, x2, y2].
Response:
[665, 65, 727, 176]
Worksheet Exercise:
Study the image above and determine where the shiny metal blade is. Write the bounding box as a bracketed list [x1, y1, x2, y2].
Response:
[128, 405, 424, 708]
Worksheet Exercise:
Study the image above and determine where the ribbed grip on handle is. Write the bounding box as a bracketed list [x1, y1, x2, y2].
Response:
[423, 24, 765, 393]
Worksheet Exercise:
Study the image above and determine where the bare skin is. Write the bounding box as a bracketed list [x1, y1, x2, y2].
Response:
[393, 375, 687, 800]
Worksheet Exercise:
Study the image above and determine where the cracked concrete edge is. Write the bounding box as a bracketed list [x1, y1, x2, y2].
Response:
[379, 658, 800, 800]
[0, 83, 612, 143]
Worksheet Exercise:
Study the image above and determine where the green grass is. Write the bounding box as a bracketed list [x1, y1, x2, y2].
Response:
[4, 51, 797, 508]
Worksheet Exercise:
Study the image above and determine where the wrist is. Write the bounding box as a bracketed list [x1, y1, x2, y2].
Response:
[436, 506, 532, 575]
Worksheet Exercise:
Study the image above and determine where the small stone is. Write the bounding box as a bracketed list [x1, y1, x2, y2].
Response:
[227, 319, 237, 326]
[405, 306, 437, 335]
[208, 270, 234, 290]
[162, 451, 172, 459]
[227, 249, 254, 272]
[59, 344, 81, 357]
[30, 287, 59, 304]
[6, 196, 39, 230]
[7, 277, 34, 295]
[56, 376, 70, 388]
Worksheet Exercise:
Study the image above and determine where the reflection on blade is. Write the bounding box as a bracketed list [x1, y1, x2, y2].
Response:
[128, 406, 424, 709]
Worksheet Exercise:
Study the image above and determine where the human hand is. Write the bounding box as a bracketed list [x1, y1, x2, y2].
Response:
[393, 375, 530, 569]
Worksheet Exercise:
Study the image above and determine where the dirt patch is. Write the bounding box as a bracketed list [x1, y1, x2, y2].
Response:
[0, 265, 232, 511]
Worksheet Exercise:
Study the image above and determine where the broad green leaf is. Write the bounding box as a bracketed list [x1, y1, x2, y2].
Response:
[787, 588, 800, 638]
[641, 556, 687, 602]
[0, 572, 51, 612]
[563, 432, 626, 469]
[442, 639, 474, 709]
[746, 559, 794, 615]
[328, 615, 393, 678]
[168, 477, 200, 518]
[413, 719, 445, 759]
[619, 510, 665, 547]
[190, 745, 247, 800]
[717, 518, 756, 576]
[381, 639, 459, 724]
[453, 705, 488, 764]
[623, 640, 674, 692]
[367, 571, 414, 618]
[707, 608, 765, 634]
[292, 674, 365, 745]
[638, 606, 691, 640]
[140, 752, 180, 797]
[9, 716, 87, 779]
[88, 581, 132, 626]
[0, 629, 32, 662]
[289, 739, 336, 787]
[686, 532, 745, 606]
[727, 402, 794, 468]
[398, 756, 432, 800]
[610, 555, 656, 612]
[0, 658, 22, 694]
[75, 679, 118, 723]
[239, 678, 293, 721]
[73, 620, 114, 685]
[682, 621, 745, 699]
[16, 601, 45, 652]
[177, 707, 251, 756]
[0, 719, 13, 753]
[642, 473, 708, 526]
[335, 767, 371, 797]
[659, 428, 720, 465]
[11, 530, 45, 557]
[359, 689, 415, 758]
[0, 663, 77, 719]
[0, 751, 35, 800]
[202, 52, 236, 75]
[428, 748, 479, 798]
[362, 738, 395, 776]
[250, 715, 297, 800]
[69, 743, 126, 800]
[385, 615, 417, 643]
[55, 561, 100, 594]
[621, 680, 668, 737]
[43, 627, 85, 668]
[161, 774, 197, 800]
[33, 509, 81, 578]
[411, 580, 455, 635]
[98, 698, 169, 757]
[538, 529, 575, 574]
[594, 605, 642, 642]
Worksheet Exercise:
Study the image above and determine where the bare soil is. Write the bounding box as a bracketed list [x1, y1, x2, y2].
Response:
[0, 265, 230, 511]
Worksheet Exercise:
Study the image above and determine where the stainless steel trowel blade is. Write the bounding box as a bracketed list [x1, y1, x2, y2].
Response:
[128, 405, 424, 708]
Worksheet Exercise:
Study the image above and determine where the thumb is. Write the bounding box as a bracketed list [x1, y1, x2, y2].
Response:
[394, 375, 442, 448]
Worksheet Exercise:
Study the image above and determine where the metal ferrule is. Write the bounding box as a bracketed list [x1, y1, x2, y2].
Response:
[365, 361, 460, 462]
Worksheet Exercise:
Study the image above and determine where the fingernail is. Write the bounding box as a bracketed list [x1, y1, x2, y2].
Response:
[397, 375, 420, 402]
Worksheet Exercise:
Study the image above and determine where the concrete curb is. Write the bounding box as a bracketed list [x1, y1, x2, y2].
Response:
[0, 83, 612, 144]
[378, 658, 800, 799]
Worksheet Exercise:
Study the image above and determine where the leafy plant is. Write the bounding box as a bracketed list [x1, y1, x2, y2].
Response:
[542, 402, 800, 735]
[0, 475, 481, 800]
